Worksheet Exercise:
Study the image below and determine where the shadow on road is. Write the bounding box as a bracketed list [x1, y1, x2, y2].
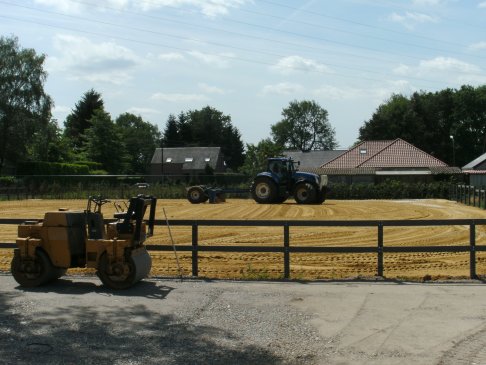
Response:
[14, 278, 174, 299]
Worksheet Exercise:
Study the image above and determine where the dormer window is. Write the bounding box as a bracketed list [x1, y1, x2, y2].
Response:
[185, 157, 193, 162]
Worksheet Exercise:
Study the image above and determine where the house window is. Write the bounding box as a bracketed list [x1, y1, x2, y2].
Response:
[205, 158, 211, 162]
[166, 158, 172, 162]
[185, 157, 193, 162]
[359, 148, 367, 155]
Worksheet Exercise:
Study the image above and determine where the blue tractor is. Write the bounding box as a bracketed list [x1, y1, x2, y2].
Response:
[251, 157, 328, 204]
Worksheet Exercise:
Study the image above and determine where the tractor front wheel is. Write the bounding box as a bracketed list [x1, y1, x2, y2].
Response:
[251, 178, 277, 204]
[11, 249, 57, 287]
[294, 183, 317, 204]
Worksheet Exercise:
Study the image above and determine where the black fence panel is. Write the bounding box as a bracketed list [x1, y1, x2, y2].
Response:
[1, 218, 486, 280]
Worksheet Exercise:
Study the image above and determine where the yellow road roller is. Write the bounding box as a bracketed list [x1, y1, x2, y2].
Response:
[11, 194, 156, 289]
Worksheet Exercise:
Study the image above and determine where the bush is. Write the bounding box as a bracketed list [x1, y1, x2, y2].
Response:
[17, 162, 90, 175]
[0, 176, 17, 186]
[328, 180, 452, 200]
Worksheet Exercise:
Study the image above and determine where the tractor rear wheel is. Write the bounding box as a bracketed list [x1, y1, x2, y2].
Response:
[251, 177, 277, 204]
[187, 186, 208, 204]
[294, 182, 317, 204]
[97, 249, 152, 290]
[11, 249, 57, 287]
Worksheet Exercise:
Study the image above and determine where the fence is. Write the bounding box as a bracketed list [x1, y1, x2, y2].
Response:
[1, 218, 486, 280]
[453, 185, 486, 209]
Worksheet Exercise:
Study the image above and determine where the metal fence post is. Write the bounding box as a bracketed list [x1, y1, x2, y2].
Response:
[192, 223, 198, 276]
[470, 223, 477, 279]
[377, 223, 384, 277]
[284, 223, 290, 279]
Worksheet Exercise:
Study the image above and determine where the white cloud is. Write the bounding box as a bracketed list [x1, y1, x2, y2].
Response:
[187, 51, 234, 68]
[158, 52, 185, 61]
[419, 57, 481, 73]
[469, 41, 486, 51]
[34, 0, 82, 13]
[151, 93, 209, 102]
[198, 83, 227, 94]
[272, 56, 331, 74]
[412, 0, 442, 6]
[126, 107, 161, 115]
[393, 57, 481, 75]
[47, 34, 142, 85]
[479, 2, 486, 8]
[35, 0, 251, 17]
[53, 105, 71, 114]
[35, 0, 130, 13]
[313, 85, 364, 100]
[392, 57, 486, 85]
[260, 82, 304, 95]
[135, 0, 252, 17]
[388, 11, 438, 29]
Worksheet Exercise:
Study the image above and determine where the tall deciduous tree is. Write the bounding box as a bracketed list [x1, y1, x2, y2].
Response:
[358, 86, 486, 166]
[271, 100, 338, 151]
[82, 110, 127, 173]
[240, 138, 283, 177]
[64, 89, 104, 149]
[115, 113, 161, 173]
[161, 106, 245, 170]
[29, 119, 72, 163]
[0, 35, 52, 173]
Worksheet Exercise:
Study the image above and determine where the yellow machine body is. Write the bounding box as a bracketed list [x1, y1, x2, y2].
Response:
[11, 195, 156, 289]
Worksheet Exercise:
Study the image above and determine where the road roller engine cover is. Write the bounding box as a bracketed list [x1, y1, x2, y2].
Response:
[11, 194, 157, 289]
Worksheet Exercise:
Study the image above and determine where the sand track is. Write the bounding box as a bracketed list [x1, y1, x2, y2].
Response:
[1, 198, 486, 280]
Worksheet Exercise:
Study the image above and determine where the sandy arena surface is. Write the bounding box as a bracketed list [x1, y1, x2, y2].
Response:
[1, 198, 486, 280]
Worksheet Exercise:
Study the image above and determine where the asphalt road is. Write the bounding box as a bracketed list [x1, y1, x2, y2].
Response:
[1, 273, 486, 365]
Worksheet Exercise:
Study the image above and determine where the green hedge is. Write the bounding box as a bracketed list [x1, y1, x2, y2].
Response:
[328, 180, 452, 200]
[17, 162, 90, 175]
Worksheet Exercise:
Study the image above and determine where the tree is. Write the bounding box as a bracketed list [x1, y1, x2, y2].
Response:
[358, 86, 486, 166]
[162, 114, 180, 147]
[161, 106, 245, 170]
[82, 110, 127, 173]
[0, 35, 52, 173]
[271, 100, 338, 151]
[115, 113, 161, 173]
[187, 106, 245, 170]
[29, 119, 72, 163]
[64, 89, 104, 149]
[240, 138, 283, 177]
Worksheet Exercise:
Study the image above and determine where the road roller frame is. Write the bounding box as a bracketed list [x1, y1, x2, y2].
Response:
[11, 194, 157, 289]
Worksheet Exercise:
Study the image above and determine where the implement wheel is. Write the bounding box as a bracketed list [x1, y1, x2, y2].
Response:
[251, 177, 277, 204]
[187, 186, 208, 204]
[294, 182, 317, 204]
[97, 249, 152, 290]
[11, 249, 57, 287]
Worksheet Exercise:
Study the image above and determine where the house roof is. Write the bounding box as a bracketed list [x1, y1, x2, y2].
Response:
[151, 147, 222, 170]
[301, 166, 461, 176]
[462, 152, 486, 170]
[284, 150, 347, 168]
[322, 139, 449, 169]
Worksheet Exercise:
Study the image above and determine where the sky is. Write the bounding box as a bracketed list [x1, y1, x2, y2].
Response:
[1, 0, 486, 149]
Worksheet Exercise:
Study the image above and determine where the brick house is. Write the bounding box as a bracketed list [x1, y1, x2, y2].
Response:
[318, 138, 461, 184]
[462, 152, 486, 186]
[150, 147, 225, 176]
